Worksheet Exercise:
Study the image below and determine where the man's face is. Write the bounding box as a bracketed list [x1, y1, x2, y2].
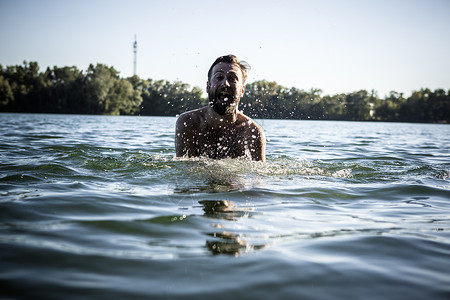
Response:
[207, 62, 245, 116]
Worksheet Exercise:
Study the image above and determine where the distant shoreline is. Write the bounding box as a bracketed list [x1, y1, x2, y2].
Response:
[1, 62, 449, 123]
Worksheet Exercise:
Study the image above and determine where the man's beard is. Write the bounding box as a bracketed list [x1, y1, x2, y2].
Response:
[209, 93, 239, 116]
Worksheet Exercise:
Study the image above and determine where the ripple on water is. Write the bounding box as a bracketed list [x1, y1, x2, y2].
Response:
[1, 115, 450, 299]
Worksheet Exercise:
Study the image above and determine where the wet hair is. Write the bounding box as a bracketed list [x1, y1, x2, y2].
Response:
[207, 54, 251, 83]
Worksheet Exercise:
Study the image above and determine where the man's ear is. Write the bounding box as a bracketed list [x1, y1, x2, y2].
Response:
[206, 81, 210, 93]
[240, 85, 245, 98]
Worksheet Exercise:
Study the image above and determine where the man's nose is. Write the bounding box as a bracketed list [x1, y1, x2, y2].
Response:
[222, 79, 231, 87]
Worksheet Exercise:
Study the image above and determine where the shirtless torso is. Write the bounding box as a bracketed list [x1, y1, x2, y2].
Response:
[175, 106, 265, 161]
[175, 56, 266, 161]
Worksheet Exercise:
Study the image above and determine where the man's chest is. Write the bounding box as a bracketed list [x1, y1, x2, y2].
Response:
[195, 130, 248, 159]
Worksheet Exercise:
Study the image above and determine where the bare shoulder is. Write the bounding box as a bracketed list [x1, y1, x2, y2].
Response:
[176, 107, 208, 129]
[236, 112, 266, 161]
[237, 112, 265, 136]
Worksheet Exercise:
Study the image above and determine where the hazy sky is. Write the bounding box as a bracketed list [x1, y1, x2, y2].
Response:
[1, 0, 449, 97]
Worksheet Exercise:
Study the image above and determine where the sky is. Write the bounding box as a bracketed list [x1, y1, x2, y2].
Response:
[1, 0, 449, 97]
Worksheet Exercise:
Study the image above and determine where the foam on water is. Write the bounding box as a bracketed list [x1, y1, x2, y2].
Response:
[203, 156, 347, 180]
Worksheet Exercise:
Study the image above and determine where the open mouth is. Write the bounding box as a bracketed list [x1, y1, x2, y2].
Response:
[210, 91, 237, 115]
[217, 91, 234, 103]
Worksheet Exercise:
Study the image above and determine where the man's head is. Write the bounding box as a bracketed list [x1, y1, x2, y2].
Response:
[206, 55, 251, 116]
[207, 55, 250, 83]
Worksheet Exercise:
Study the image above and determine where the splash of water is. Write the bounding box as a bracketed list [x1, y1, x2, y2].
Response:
[173, 155, 352, 190]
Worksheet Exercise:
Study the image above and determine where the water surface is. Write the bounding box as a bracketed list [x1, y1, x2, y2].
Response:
[1, 113, 449, 299]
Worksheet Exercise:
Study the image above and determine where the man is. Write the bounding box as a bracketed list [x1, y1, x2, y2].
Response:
[175, 55, 266, 161]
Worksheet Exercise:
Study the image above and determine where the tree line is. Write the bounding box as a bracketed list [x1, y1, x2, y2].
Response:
[1, 61, 449, 123]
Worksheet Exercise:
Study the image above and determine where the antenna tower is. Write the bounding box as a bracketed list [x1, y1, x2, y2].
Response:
[133, 35, 137, 76]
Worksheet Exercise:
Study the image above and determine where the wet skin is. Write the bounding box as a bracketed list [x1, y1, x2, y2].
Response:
[175, 62, 266, 161]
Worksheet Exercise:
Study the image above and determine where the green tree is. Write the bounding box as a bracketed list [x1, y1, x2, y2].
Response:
[321, 94, 347, 120]
[344, 90, 371, 121]
[41, 66, 84, 113]
[374, 91, 404, 121]
[427, 89, 450, 123]
[139, 80, 205, 116]
[82, 64, 119, 114]
[0, 61, 44, 112]
[104, 79, 142, 115]
[244, 80, 288, 119]
[300, 88, 324, 120]
[0, 61, 448, 122]
[401, 89, 430, 122]
[0, 75, 14, 108]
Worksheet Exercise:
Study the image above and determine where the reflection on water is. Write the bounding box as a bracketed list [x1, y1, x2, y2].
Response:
[199, 200, 269, 256]
[199, 200, 246, 220]
[2, 114, 450, 299]
[173, 183, 240, 195]
[206, 231, 248, 256]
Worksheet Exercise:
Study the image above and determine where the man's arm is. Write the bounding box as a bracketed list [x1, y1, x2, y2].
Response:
[251, 125, 266, 162]
[175, 113, 197, 158]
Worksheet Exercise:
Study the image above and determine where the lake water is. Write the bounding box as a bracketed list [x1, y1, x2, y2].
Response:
[1, 113, 450, 299]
